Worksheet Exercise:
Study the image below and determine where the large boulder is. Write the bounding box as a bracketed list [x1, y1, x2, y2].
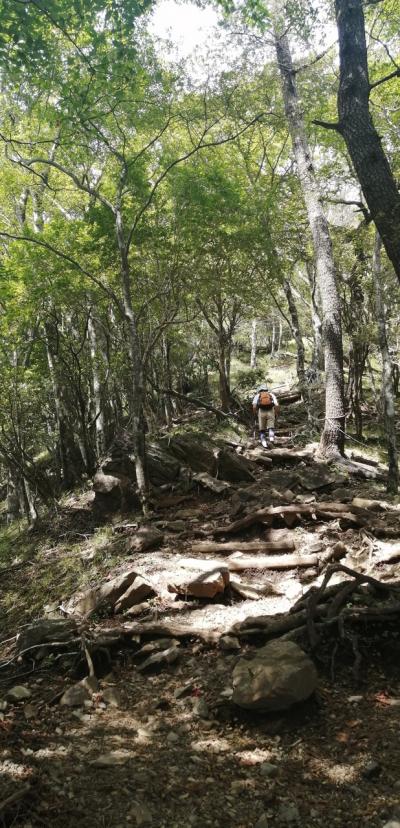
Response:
[17, 618, 78, 652]
[93, 470, 140, 513]
[163, 436, 254, 483]
[232, 640, 317, 712]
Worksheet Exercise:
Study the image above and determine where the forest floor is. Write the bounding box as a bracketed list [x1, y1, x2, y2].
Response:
[1, 387, 400, 828]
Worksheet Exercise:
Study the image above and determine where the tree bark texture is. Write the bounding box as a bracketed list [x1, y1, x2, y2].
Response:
[274, 28, 345, 456]
[373, 232, 398, 493]
[250, 318, 257, 369]
[335, 0, 400, 283]
[115, 210, 148, 506]
[283, 278, 306, 389]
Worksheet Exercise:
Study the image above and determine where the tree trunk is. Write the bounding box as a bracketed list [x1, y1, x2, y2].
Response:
[44, 323, 79, 489]
[115, 210, 148, 507]
[305, 259, 324, 371]
[283, 278, 306, 389]
[373, 232, 398, 493]
[250, 319, 257, 368]
[217, 335, 231, 412]
[88, 313, 105, 457]
[273, 25, 345, 456]
[334, 0, 400, 284]
[270, 317, 276, 355]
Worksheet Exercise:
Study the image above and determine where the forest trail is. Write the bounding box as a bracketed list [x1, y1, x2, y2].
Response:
[1, 399, 400, 828]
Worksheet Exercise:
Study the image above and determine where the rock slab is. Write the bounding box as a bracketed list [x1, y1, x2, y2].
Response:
[232, 640, 317, 712]
[168, 567, 229, 599]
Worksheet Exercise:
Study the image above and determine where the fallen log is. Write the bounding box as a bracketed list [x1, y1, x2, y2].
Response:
[191, 539, 296, 555]
[227, 552, 319, 570]
[263, 447, 313, 464]
[121, 621, 223, 643]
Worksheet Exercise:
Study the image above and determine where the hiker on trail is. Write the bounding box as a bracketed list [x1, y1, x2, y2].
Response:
[252, 384, 279, 448]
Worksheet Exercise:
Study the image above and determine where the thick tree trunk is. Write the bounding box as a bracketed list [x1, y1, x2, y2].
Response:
[373, 232, 398, 493]
[274, 27, 345, 456]
[250, 319, 257, 368]
[334, 0, 400, 283]
[305, 259, 324, 371]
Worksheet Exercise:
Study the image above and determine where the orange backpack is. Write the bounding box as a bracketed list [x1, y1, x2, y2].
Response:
[258, 391, 274, 409]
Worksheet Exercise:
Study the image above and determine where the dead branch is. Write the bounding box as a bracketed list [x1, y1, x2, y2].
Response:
[191, 539, 296, 554]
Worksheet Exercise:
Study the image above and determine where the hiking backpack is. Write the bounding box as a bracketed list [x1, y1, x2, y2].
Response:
[258, 390, 274, 409]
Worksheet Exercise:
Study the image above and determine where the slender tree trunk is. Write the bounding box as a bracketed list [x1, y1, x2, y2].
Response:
[283, 278, 306, 389]
[273, 24, 345, 456]
[277, 318, 283, 353]
[217, 336, 231, 412]
[270, 318, 276, 355]
[88, 313, 105, 457]
[334, 0, 400, 283]
[44, 323, 78, 489]
[250, 319, 257, 368]
[115, 210, 148, 506]
[373, 232, 398, 493]
[161, 335, 174, 428]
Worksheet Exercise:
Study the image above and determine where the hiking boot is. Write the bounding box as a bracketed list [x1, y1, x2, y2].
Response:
[261, 436, 269, 448]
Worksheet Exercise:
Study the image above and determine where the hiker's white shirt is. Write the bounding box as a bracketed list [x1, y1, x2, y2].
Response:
[252, 391, 278, 407]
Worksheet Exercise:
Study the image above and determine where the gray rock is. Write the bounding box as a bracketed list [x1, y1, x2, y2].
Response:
[60, 684, 90, 707]
[130, 800, 152, 825]
[277, 801, 300, 824]
[0, 701, 7, 711]
[102, 687, 122, 708]
[92, 750, 133, 767]
[219, 635, 241, 652]
[259, 762, 279, 778]
[114, 576, 156, 613]
[137, 645, 180, 672]
[232, 640, 317, 711]
[7, 685, 32, 702]
[362, 760, 381, 779]
[69, 569, 138, 617]
[192, 698, 209, 719]
[166, 731, 180, 744]
[255, 815, 269, 828]
[126, 526, 164, 553]
[17, 618, 77, 652]
[174, 680, 196, 699]
[382, 822, 400, 828]
[80, 675, 99, 694]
